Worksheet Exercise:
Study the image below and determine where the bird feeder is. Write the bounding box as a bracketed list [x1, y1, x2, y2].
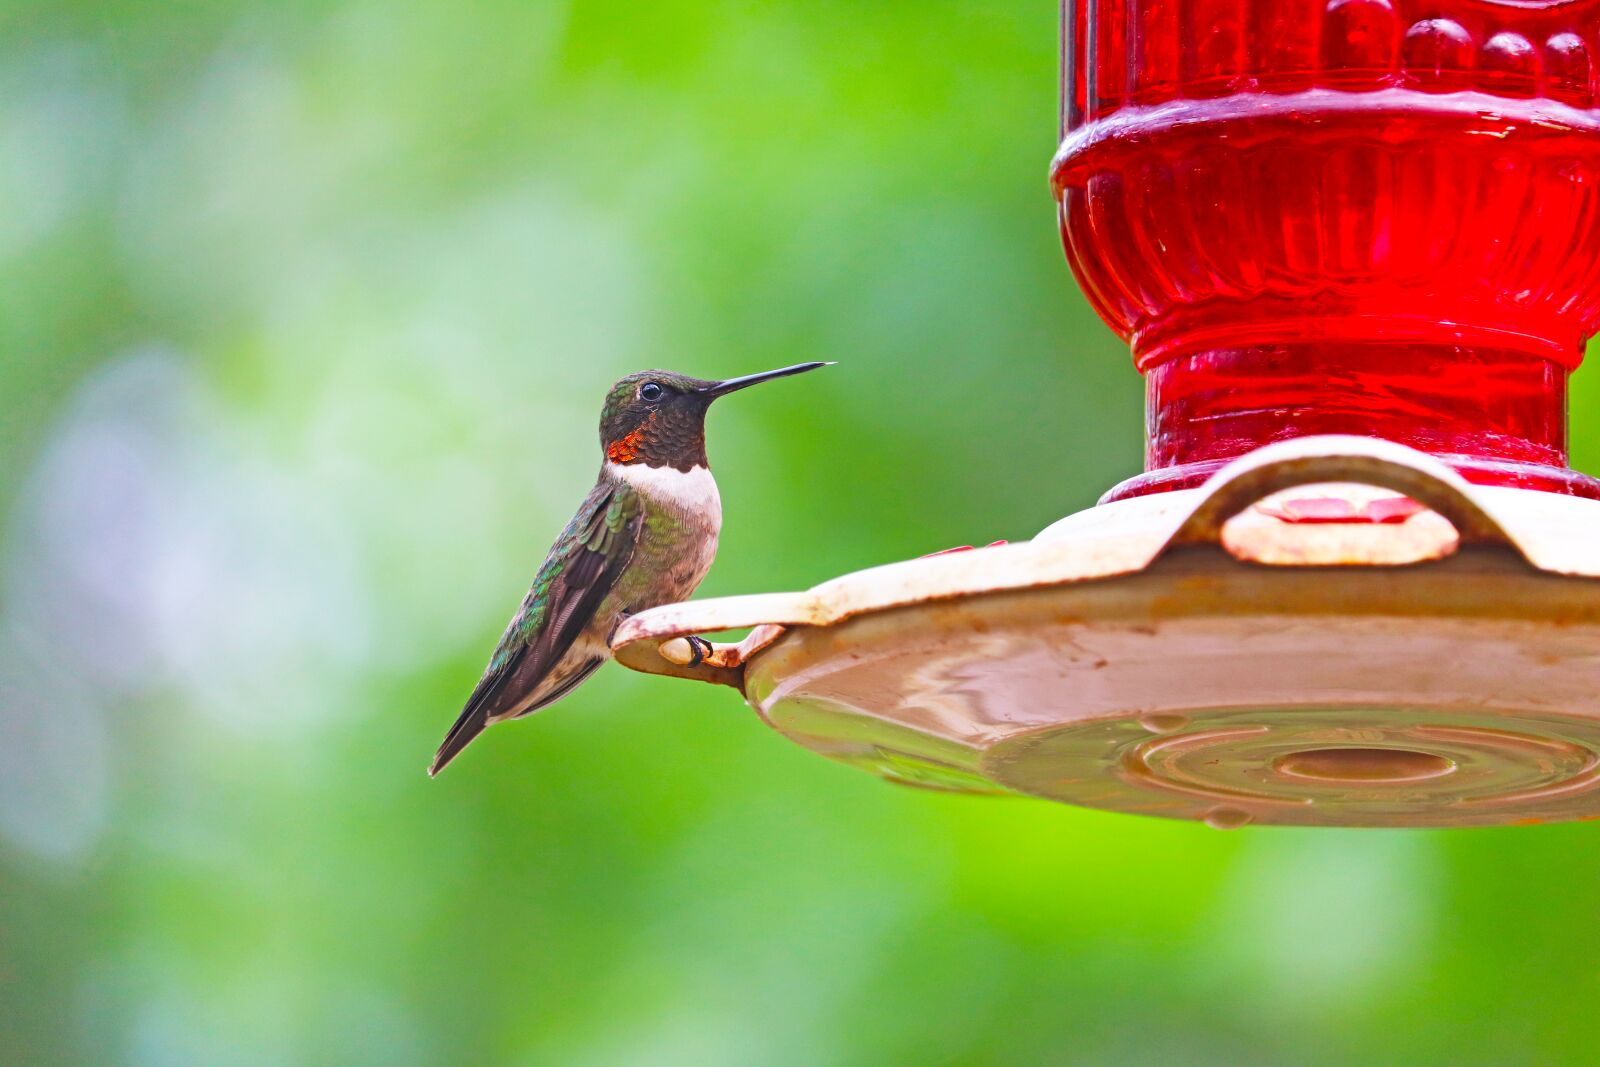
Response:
[612, 0, 1600, 828]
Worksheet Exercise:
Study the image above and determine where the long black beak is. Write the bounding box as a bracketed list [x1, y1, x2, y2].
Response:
[702, 361, 833, 397]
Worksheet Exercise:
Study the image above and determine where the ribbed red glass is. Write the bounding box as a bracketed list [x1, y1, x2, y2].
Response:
[1053, 0, 1600, 500]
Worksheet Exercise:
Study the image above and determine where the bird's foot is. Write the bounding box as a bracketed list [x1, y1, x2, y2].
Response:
[685, 635, 713, 668]
[657, 633, 718, 668]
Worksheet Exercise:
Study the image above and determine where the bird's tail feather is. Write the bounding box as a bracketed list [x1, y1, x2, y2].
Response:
[429, 705, 489, 777]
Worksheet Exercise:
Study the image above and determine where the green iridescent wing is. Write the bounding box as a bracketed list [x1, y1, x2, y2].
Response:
[429, 482, 641, 774]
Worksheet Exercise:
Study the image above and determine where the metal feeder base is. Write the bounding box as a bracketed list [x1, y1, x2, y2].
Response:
[613, 437, 1600, 828]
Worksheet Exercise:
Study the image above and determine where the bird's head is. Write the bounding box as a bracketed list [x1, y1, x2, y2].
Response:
[598, 363, 831, 472]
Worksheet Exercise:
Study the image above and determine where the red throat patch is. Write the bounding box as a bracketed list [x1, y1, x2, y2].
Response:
[607, 416, 652, 464]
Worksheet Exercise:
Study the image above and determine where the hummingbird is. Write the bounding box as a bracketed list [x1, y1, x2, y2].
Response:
[429, 361, 832, 775]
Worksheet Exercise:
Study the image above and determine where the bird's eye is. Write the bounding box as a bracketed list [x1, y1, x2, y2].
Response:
[639, 382, 665, 402]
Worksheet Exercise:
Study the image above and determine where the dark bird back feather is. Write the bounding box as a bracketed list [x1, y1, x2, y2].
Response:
[429, 482, 641, 775]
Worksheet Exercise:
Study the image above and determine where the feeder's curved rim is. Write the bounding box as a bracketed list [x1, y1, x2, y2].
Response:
[610, 435, 1600, 687]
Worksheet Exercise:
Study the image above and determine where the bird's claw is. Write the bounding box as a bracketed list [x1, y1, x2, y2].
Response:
[685, 635, 713, 668]
[656, 634, 718, 668]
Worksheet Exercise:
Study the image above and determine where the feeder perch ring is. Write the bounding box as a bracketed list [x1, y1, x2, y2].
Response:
[613, 437, 1600, 828]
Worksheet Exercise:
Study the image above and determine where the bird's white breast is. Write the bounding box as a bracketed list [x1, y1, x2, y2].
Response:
[606, 461, 722, 523]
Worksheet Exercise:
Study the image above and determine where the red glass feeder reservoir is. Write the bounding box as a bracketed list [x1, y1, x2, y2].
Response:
[609, 0, 1600, 829]
[1053, 0, 1600, 500]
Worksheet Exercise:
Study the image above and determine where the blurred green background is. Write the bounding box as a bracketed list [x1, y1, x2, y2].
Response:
[6, 2, 1600, 1064]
